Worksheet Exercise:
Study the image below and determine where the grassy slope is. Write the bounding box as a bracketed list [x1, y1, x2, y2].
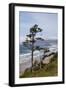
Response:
[20, 53, 58, 78]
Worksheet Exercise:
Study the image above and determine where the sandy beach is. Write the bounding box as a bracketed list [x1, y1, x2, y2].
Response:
[19, 59, 31, 75]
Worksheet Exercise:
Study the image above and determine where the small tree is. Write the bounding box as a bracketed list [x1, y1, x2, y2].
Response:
[25, 24, 43, 72]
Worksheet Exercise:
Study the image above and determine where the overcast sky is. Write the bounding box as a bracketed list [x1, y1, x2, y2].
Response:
[19, 11, 58, 43]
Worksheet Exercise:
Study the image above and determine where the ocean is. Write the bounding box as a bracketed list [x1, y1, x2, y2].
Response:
[19, 39, 58, 54]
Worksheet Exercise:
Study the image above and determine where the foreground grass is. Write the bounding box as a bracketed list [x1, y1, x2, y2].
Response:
[20, 53, 58, 78]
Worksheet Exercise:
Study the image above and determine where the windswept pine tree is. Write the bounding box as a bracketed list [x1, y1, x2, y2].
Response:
[24, 24, 43, 72]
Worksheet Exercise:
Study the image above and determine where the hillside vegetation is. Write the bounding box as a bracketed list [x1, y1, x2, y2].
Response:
[20, 53, 58, 78]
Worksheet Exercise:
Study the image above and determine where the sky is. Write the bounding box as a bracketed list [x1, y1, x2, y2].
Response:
[19, 11, 58, 43]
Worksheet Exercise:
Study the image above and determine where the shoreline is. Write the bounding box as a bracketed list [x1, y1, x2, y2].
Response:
[19, 52, 57, 76]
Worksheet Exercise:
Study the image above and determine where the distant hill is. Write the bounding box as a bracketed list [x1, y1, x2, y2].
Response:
[36, 37, 45, 41]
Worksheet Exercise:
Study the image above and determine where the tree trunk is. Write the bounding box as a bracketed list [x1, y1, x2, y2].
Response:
[31, 45, 33, 72]
[31, 35, 34, 73]
[40, 52, 41, 69]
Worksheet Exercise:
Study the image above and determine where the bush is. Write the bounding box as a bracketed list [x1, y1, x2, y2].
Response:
[50, 52, 58, 63]
[33, 66, 40, 71]
[33, 60, 38, 66]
